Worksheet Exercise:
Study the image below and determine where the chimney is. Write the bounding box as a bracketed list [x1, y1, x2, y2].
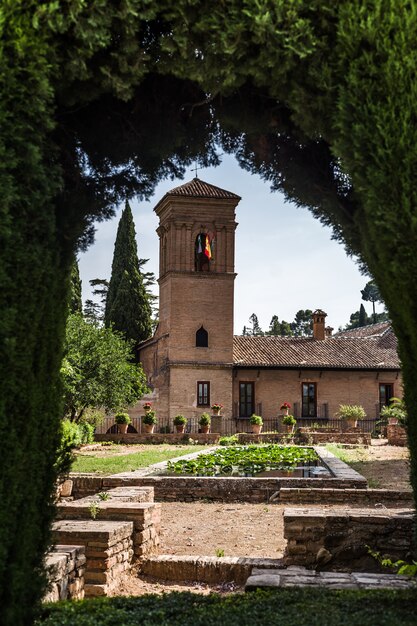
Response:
[312, 309, 327, 340]
[325, 326, 334, 338]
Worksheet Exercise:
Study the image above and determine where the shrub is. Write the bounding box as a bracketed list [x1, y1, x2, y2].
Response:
[199, 412, 211, 426]
[218, 435, 239, 446]
[55, 420, 81, 474]
[282, 414, 296, 426]
[173, 414, 187, 426]
[249, 414, 263, 425]
[143, 410, 157, 425]
[337, 404, 366, 420]
[380, 398, 407, 426]
[114, 412, 131, 425]
[78, 422, 95, 444]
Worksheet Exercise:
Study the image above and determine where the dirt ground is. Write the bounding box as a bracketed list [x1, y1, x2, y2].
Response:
[329, 440, 410, 490]
[108, 442, 411, 597]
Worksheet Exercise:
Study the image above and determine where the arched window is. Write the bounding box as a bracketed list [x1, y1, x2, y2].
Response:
[196, 326, 208, 347]
[195, 233, 211, 272]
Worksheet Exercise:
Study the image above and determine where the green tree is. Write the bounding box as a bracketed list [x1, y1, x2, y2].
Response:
[291, 310, 313, 337]
[3, 2, 417, 622]
[69, 260, 82, 314]
[268, 315, 281, 336]
[105, 202, 152, 347]
[62, 314, 148, 422]
[249, 313, 264, 336]
[358, 303, 368, 328]
[361, 280, 383, 323]
[280, 321, 293, 337]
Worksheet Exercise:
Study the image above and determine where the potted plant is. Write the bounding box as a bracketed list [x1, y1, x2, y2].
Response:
[211, 403, 223, 416]
[280, 402, 291, 416]
[114, 411, 131, 434]
[282, 414, 296, 432]
[380, 397, 407, 426]
[142, 410, 157, 433]
[199, 412, 211, 434]
[173, 414, 187, 433]
[143, 401, 152, 413]
[250, 414, 263, 434]
[337, 404, 366, 429]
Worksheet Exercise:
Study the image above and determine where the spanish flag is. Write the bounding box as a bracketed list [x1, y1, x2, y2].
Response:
[204, 234, 212, 260]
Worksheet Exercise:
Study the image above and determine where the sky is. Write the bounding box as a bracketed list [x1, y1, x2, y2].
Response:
[79, 153, 373, 333]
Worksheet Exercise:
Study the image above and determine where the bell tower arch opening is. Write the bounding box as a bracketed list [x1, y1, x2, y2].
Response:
[195, 232, 212, 272]
[196, 325, 209, 347]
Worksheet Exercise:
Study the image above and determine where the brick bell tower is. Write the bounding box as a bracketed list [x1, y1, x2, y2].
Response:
[139, 177, 240, 422]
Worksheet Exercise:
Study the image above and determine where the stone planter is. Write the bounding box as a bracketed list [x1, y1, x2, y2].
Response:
[344, 418, 358, 430]
[143, 423, 155, 434]
[212, 409, 221, 416]
[175, 425, 186, 434]
[251, 424, 262, 435]
[200, 425, 210, 434]
[118, 423, 128, 434]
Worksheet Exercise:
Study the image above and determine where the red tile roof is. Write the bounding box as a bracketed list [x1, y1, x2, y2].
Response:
[155, 178, 241, 209]
[233, 330, 399, 370]
[335, 321, 392, 339]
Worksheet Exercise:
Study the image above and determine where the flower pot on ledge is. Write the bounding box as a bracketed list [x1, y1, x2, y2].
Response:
[251, 424, 262, 435]
[200, 425, 210, 434]
[118, 423, 128, 435]
[175, 425, 185, 434]
[143, 423, 155, 434]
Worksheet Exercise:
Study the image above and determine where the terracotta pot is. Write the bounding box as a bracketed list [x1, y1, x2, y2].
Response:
[212, 409, 221, 416]
[344, 418, 358, 430]
[285, 425, 294, 433]
[118, 423, 128, 434]
[282, 408, 289, 416]
[200, 425, 210, 434]
[175, 424, 185, 433]
[388, 417, 399, 425]
[143, 423, 155, 434]
[251, 424, 262, 435]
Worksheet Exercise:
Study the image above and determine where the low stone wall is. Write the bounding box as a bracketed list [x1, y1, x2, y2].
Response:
[44, 545, 86, 602]
[297, 431, 371, 445]
[142, 555, 283, 585]
[53, 520, 134, 597]
[68, 476, 154, 500]
[279, 487, 414, 507]
[283, 507, 415, 571]
[94, 433, 219, 445]
[57, 499, 161, 559]
[237, 433, 290, 445]
[238, 431, 371, 445]
[100, 474, 365, 503]
[387, 424, 407, 446]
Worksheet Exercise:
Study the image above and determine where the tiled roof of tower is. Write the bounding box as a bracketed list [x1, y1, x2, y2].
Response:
[233, 332, 400, 370]
[155, 178, 240, 209]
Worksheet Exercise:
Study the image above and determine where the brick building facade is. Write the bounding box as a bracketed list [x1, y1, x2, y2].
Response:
[136, 178, 401, 428]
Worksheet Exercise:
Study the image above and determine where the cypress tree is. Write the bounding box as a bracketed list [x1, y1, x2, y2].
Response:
[69, 260, 82, 314]
[105, 201, 152, 347]
[358, 304, 367, 327]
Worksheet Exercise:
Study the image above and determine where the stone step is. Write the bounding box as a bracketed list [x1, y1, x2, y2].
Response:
[142, 555, 284, 585]
[245, 566, 417, 591]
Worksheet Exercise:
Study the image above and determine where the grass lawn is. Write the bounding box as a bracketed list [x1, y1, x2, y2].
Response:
[39, 588, 417, 625]
[71, 444, 208, 475]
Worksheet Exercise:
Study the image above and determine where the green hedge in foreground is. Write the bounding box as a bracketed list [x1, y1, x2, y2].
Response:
[38, 588, 417, 626]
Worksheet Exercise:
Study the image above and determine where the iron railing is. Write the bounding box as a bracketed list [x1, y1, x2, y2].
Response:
[96, 415, 380, 436]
